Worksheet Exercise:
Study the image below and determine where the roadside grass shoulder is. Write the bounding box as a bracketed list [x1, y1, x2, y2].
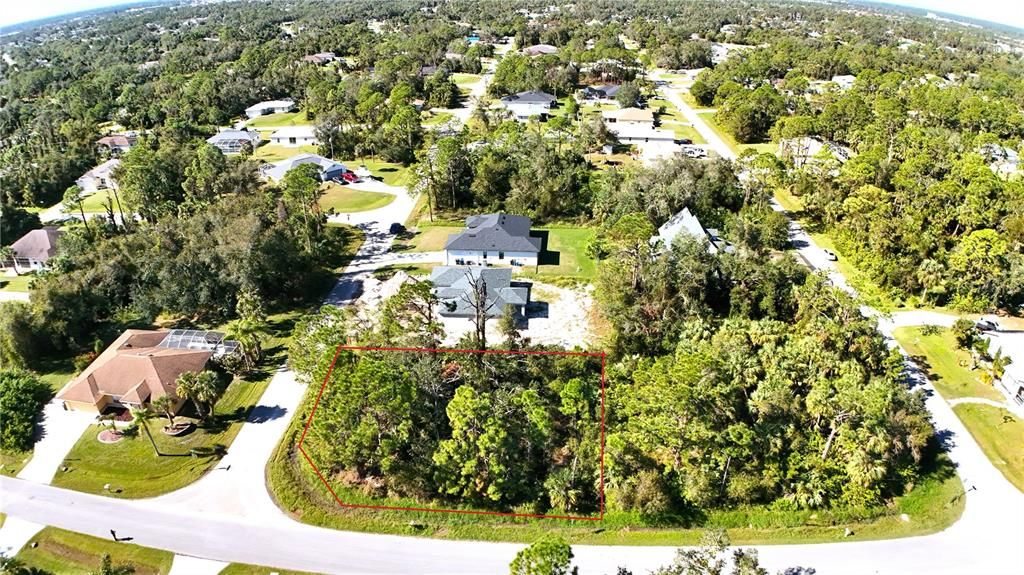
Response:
[220, 564, 320, 575]
[953, 403, 1024, 493]
[16, 526, 173, 575]
[892, 327, 1004, 401]
[697, 111, 774, 156]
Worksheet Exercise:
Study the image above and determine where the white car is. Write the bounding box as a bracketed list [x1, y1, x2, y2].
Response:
[823, 249, 838, 261]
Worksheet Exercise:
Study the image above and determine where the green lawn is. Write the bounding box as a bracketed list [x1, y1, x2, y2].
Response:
[527, 227, 598, 281]
[0, 273, 34, 292]
[253, 143, 319, 163]
[892, 327, 1005, 401]
[246, 111, 312, 129]
[220, 564, 320, 575]
[79, 189, 119, 213]
[663, 122, 706, 144]
[681, 91, 710, 110]
[451, 73, 482, 88]
[269, 402, 963, 545]
[422, 111, 455, 127]
[400, 225, 462, 252]
[697, 111, 775, 156]
[953, 403, 1024, 493]
[341, 159, 412, 187]
[372, 263, 435, 280]
[0, 448, 32, 477]
[17, 527, 174, 575]
[319, 183, 395, 213]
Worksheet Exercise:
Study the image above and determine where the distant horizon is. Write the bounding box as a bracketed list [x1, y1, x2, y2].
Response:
[0, 0, 1022, 33]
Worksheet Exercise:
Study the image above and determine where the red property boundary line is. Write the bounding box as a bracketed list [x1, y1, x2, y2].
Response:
[296, 345, 607, 521]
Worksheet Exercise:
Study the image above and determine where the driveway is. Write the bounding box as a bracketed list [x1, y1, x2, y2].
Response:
[16, 400, 95, 484]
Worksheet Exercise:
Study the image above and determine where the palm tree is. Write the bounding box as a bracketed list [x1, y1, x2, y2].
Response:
[131, 407, 162, 457]
[151, 395, 177, 429]
[175, 370, 222, 422]
[226, 317, 267, 373]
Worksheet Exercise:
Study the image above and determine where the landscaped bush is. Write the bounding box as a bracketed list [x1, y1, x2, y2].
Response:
[0, 369, 53, 451]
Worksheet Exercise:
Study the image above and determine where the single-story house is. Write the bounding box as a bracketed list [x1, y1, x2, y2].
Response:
[419, 65, 438, 77]
[500, 90, 556, 121]
[245, 99, 297, 119]
[56, 329, 238, 414]
[523, 44, 558, 57]
[830, 74, 856, 90]
[206, 129, 261, 154]
[602, 107, 654, 126]
[652, 207, 732, 254]
[778, 137, 853, 168]
[302, 52, 335, 65]
[431, 266, 531, 318]
[7, 227, 62, 272]
[444, 213, 542, 268]
[581, 84, 621, 102]
[269, 126, 318, 147]
[96, 134, 137, 155]
[75, 159, 120, 192]
[262, 153, 347, 182]
[608, 124, 676, 144]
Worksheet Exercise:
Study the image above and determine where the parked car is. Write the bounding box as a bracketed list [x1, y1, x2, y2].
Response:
[389, 222, 406, 235]
[341, 171, 360, 183]
[677, 138, 693, 145]
[975, 318, 999, 332]
[823, 249, 838, 261]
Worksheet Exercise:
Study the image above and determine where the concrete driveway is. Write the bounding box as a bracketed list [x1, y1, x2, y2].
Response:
[16, 399, 95, 484]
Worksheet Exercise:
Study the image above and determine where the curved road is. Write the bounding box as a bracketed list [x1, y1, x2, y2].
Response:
[2, 80, 1023, 574]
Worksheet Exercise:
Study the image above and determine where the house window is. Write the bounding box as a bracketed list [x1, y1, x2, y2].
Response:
[482, 251, 488, 259]
[289, 137, 296, 145]
[499, 251, 505, 260]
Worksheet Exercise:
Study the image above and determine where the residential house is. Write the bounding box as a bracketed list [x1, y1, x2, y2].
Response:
[580, 84, 621, 102]
[76, 159, 120, 192]
[444, 213, 542, 268]
[431, 266, 531, 318]
[500, 90, 556, 121]
[7, 227, 62, 272]
[262, 153, 347, 182]
[269, 126, 318, 147]
[206, 129, 261, 154]
[778, 137, 853, 167]
[830, 74, 857, 90]
[56, 329, 238, 414]
[302, 51, 335, 65]
[95, 134, 137, 156]
[245, 99, 297, 119]
[602, 107, 655, 126]
[523, 44, 558, 57]
[608, 124, 676, 144]
[652, 207, 732, 254]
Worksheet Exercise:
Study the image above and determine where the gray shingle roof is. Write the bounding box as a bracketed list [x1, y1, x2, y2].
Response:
[500, 91, 556, 105]
[430, 266, 530, 317]
[444, 213, 542, 253]
[11, 227, 62, 262]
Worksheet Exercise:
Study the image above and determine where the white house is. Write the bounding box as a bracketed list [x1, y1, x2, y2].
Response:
[602, 107, 655, 127]
[443, 213, 542, 268]
[245, 99, 297, 119]
[76, 159, 120, 193]
[778, 137, 853, 168]
[206, 129, 261, 154]
[608, 123, 676, 144]
[830, 75, 857, 90]
[500, 91, 556, 121]
[652, 207, 732, 254]
[979, 144, 1021, 178]
[523, 44, 558, 57]
[262, 153, 347, 182]
[269, 126, 318, 147]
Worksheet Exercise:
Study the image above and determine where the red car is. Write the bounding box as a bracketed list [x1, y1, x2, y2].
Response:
[341, 171, 360, 183]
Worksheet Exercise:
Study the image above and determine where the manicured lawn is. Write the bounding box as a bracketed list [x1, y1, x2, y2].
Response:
[246, 111, 312, 129]
[372, 263, 435, 280]
[662, 122, 706, 144]
[953, 403, 1024, 493]
[893, 327, 1005, 401]
[253, 143, 319, 163]
[220, 565, 319, 575]
[319, 183, 395, 213]
[80, 189, 119, 213]
[269, 403, 963, 545]
[451, 73, 482, 87]
[0, 448, 32, 477]
[400, 225, 461, 252]
[340, 159, 412, 187]
[422, 111, 455, 127]
[528, 227, 598, 281]
[17, 526, 173, 575]
[580, 103, 617, 116]
[697, 111, 775, 156]
[0, 273, 34, 292]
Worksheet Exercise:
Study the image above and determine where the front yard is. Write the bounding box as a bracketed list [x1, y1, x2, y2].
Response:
[697, 111, 776, 156]
[892, 327, 1004, 401]
[80, 189, 120, 213]
[246, 110, 312, 129]
[319, 183, 395, 213]
[953, 403, 1024, 493]
[0, 273, 34, 293]
[253, 143, 319, 163]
